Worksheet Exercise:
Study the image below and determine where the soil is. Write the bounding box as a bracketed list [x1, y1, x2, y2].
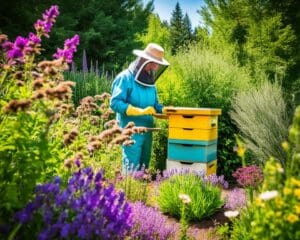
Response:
[165, 209, 229, 240]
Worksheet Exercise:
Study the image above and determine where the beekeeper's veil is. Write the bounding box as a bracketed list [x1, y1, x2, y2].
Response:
[128, 43, 169, 87]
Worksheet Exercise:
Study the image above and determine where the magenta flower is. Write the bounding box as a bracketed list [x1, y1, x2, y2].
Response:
[53, 34, 80, 63]
[6, 36, 29, 62]
[34, 5, 59, 37]
[232, 165, 263, 188]
[28, 32, 41, 45]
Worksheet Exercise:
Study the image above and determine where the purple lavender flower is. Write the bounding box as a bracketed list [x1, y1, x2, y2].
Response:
[232, 165, 263, 188]
[16, 168, 132, 239]
[34, 5, 59, 37]
[224, 188, 247, 209]
[53, 34, 80, 63]
[161, 168, 229, 189]
[130, 201, 176, 240]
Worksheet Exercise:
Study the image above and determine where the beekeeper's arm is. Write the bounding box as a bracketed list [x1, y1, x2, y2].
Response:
[153, 88, 163, 113]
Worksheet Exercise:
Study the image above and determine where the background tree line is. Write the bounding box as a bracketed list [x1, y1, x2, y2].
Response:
[0, 0, 153, 70]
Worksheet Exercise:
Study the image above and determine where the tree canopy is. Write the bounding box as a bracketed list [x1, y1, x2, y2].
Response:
[0, 0, 153, 71]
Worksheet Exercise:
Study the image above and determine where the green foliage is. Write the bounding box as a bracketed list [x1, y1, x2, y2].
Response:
[150, 120, 168, 171]
[137, 14, 171, 52]
[200, 0, 298, 91]
[0, 0, 153, 71]
[230, 81, 291, 166]
[214, 223, 231, 240]
[170, 2, 194, 55]
[231, 159, 300, 239]
[115, 175, 149, 203]
[229, 106, 300, 240]
[64, 71, 112, 107]
[157, 174, 224, 221]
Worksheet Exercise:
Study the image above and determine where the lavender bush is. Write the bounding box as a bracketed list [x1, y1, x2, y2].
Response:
[130, 201, 176, 240]
[14, 168, 132, 239]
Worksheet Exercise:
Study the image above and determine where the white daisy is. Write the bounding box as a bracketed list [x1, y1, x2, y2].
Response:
[259, 190, 278, 201]
[224, 210, 239, 218]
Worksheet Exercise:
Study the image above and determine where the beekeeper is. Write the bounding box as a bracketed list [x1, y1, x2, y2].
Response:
[110, 43, 169, 171]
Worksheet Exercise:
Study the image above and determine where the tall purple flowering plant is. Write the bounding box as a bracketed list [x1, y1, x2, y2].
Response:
[15, 168, 132, 239]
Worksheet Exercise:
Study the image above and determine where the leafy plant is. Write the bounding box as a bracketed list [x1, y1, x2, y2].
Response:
[230, 106, 300, 239]
[157, 173, 224, 221]
[64, 71, 112, 107]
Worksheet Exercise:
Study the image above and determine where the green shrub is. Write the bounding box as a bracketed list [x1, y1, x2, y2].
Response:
[150, 119, 168, 171]
[64, 71, 112, 106]
[157, 174, 224, 221]
[230, 81, 291, 166]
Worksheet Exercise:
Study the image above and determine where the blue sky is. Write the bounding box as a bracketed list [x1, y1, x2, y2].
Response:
[143, 0, 204, 28]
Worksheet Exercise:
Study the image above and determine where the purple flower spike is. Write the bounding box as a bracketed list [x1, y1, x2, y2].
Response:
[53, 34, 80, 63]
[130, 202, 176, 240]
[16, 168, 132, 239]
[6, 36, 29, 61]
[34, 5, 59, 37]
[28, 32, 41, 45]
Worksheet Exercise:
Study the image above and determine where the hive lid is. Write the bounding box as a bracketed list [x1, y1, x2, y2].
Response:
[163, 107, 221, 116]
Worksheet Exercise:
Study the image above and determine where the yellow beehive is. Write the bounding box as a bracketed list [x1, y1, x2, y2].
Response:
[169, 114, 218, 129]
[164, 107, 221, 141]
[168, 128, 218, 141]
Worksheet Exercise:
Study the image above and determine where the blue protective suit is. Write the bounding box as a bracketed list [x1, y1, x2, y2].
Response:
[110, 68, 163, 170]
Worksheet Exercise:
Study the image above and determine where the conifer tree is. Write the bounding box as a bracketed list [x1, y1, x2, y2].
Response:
[170, 2, 184, 54]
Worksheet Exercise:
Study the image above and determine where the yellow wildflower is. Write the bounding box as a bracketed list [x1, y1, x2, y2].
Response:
[281, 141, 289, 151]
[283, 187, 292, 195]
[291, 178, 300, 187]
[294, 189, 300, 199]
[275, 198, 284, 208]
[275, 163, 284, 173]
[237, 145, 246, 158]
[295, 205, 300, 214]
[275, 212, 282, 217]
[287, 214, 299, 223]
[255, 197, 265, 207]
